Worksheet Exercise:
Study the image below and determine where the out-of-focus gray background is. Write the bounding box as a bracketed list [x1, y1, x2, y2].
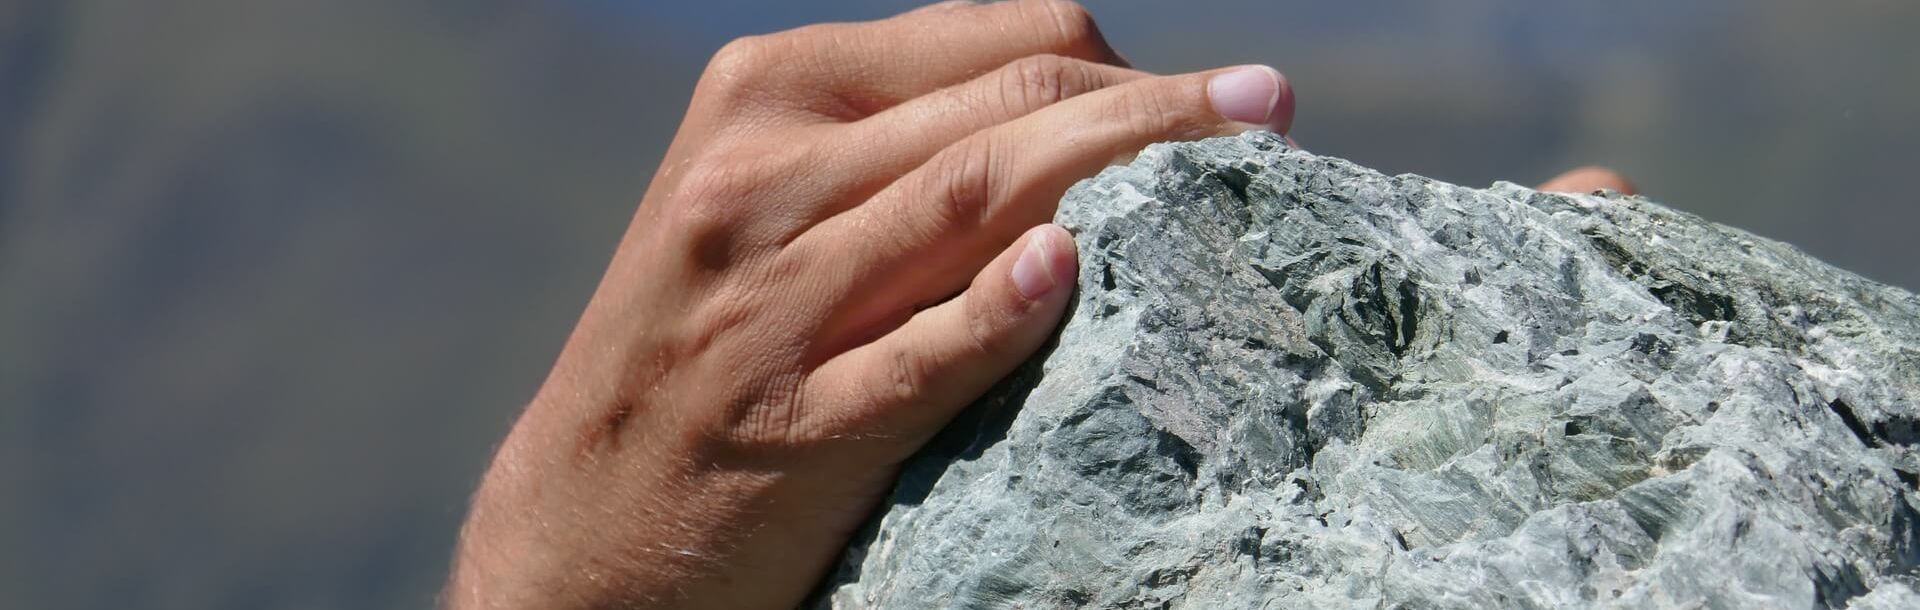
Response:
[3, 1, 1916, 608]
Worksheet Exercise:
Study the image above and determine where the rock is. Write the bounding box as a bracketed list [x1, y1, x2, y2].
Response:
[815, 132, 1920, 609]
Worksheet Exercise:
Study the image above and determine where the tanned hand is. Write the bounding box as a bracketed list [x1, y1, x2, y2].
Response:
[445, 2, 1293, 609]
[445, 2, 1633, 609]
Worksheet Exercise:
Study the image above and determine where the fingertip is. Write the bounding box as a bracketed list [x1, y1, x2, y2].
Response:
[1034, 223, 1078, 280]
[1011, 224, 1078, 301]
[1270, 70, 1296, 135]
[1540, 166, 1638, 195]
[1207, 65, 1293, 134]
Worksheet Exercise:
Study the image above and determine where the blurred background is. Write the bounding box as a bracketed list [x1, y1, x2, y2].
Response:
[3, 1, 1916, 608]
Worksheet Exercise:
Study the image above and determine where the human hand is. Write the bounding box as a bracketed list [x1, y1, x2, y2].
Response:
[444, 2, 1295, 609]
[1539, 166, 1637, 195]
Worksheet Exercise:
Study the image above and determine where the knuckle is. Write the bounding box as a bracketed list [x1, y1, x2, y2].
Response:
[674, 149, 759, 208]
[924, 137, 1001, 233]
[672, 140, 825, 255]
[998, 54, 1086, 111]
[1034, 0, 1102, 51]
[668, 155, 761, 265]
[701, 35, 784, 96]
[1108, 80, 1196, 139]
[705, 36, 767, 78]
[881, 347, 928, 410]
[961, 293, 1005, 360]
[678, 138, 818, 204]
[670, 196, 743, 270]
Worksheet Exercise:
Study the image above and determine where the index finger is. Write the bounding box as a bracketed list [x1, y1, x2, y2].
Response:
[705, 0, 1127, 121]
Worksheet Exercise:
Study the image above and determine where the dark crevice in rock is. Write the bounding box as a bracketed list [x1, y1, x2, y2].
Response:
[1341, 260, 1421, 357]
[1395, 277, 1421, 355]
[1874, 414, 1920, 447]
[1585, 232, 1649, 277]
[1893, 469, 1919, 490]
[1585, 230, 1738, 325]
[1830, 399, 1877, 447]
[1649, 282, 1737, 325]
[1891, 497, 1920, 574]
[1211, 164, 1253, 202]
[1813, 562, 1871, 610]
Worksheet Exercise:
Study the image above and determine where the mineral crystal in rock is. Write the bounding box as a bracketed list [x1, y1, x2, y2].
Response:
[816, 132, 1920, 609]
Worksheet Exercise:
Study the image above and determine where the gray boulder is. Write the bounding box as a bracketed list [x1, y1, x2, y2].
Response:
[817, 132, 1920, 609]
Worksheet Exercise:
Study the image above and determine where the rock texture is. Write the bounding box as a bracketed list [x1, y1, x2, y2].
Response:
[817, 132, 1920, 609]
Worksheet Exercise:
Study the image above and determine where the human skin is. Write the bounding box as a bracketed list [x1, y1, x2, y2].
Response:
[444, 2, 1631, 609]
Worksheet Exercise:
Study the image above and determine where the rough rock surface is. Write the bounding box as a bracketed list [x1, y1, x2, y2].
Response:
[817, 132, 1920, 609]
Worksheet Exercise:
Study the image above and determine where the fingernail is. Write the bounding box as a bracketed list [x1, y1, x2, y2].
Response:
[1011, 227, 1063, 300]
[1208, 65, 1291, 131]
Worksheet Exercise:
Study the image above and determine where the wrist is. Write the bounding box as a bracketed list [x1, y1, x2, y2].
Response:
[444, 421, 784, 610]
[445, 469, 591, 610]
